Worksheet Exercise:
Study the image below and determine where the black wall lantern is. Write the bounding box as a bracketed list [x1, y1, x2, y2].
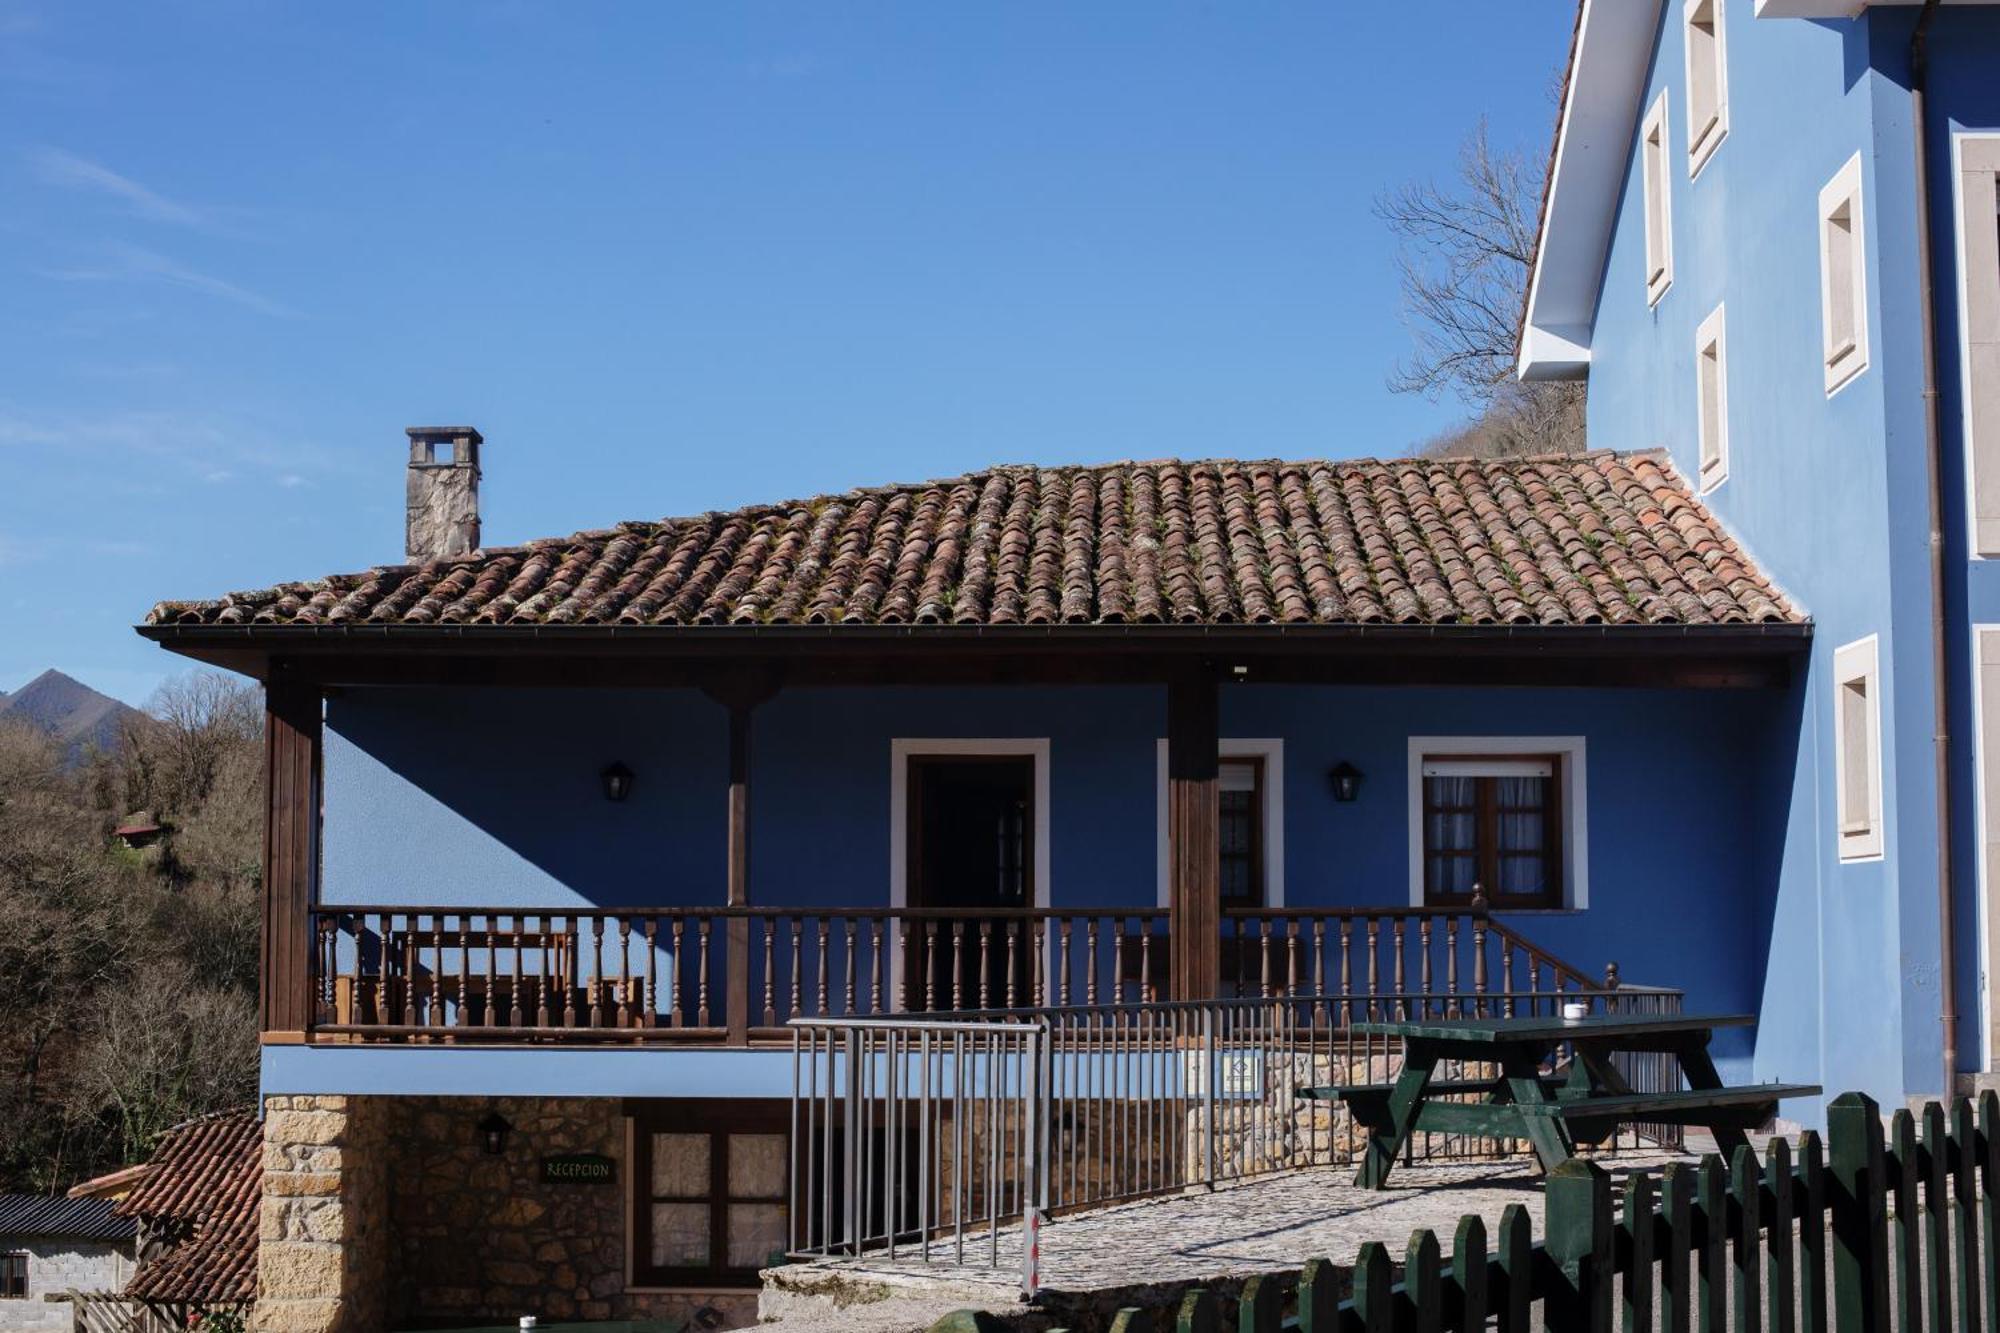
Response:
[600, 761, 634, 803]
[1329, 761, 1363, 803]
[477, 1111, 512, 1156]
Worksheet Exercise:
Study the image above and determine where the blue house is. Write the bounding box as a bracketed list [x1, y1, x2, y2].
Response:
[134, 2, 2000, 1326]
[1519, 0, 2000, 1115]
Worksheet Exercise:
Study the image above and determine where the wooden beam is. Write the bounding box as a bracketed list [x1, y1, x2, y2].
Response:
[1167, 672, 1220, 1001]
[261, 681, 322, 1037]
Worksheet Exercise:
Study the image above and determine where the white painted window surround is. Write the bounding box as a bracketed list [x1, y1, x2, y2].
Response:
[1152, 738, 1285, 909]
[1642, 91, 1675, 307]
[1832, 636, 1884, 863]
[1819, 153, 1869, 395]
[1683, 0, 1729, 178]
[1955, 134, 2000, 558]
[888, 739, 1052, 911]
[1404, 737, 1589, 911]
[1696, 304, 1730, 492]
[1973, 626, 2000, 1072]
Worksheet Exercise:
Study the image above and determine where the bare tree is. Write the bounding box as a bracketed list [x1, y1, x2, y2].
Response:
[1377, 120, 1586, 457]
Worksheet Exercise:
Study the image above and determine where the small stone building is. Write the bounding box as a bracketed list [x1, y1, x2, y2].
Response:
[0, 1195, 136, 1333]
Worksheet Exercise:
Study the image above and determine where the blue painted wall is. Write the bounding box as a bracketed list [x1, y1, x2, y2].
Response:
[300, 680, 1793, 1097]
[1572, 1, 2000, 1106]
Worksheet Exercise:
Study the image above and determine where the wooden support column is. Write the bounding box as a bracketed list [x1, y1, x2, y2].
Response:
[725, 702, 753, 1044]
[1167, 671, 1220, 1002]
[261, 678, 323, 1042]
[706, 672, 779, 1045]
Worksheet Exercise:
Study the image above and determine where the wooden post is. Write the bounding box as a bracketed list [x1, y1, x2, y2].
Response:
[261, 678, 322, 1042]
[1829, 1091, 1890, 1333]
[726, 701, 752, 1044]
[1166, 672, 1218, 1002]
[1543, 1158, 1612, 1330]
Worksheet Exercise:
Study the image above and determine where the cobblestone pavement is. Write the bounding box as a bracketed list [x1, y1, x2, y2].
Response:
[761, 1149, 1692, 1331]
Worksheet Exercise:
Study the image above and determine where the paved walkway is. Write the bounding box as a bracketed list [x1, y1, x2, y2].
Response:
[760, 1149, 1689, 1331]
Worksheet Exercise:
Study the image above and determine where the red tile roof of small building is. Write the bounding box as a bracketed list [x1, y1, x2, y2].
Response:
[116, 1109, 259, 1306]
[144, 452, 1799, 632]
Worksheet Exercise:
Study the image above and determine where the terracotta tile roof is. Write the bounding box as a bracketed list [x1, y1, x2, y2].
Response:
[116, 1109, 259, 1306]
[145, 452, 1798, 632]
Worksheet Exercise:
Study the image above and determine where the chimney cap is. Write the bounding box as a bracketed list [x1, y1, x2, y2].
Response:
[406, 425, 484, 443]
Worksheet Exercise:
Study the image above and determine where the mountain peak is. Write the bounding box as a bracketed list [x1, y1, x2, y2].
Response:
[0, 670, 145, 762]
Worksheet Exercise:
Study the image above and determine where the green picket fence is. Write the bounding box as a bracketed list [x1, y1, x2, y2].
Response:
[933, 1088, 2000, 1333]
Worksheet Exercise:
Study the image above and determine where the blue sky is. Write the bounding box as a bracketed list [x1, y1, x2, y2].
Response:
[1, 2, 1574, 707]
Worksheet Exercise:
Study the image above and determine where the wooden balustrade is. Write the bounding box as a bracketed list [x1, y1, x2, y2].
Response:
[304, 901, 1607, 1045]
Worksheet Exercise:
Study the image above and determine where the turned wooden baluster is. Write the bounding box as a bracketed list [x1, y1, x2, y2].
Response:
[315, 916, 334, 1025]
[1471, 914, 1489, 1018]
[585, 917, 604, 1027]
[1057, 918, 1073, 1006]
[869, 919, 884, 1015]
[895, 920, 910, 1014]
[814, 918, 830, 1017]
[372, 914, 391, 1029]
[478, 916, 496, 1027]
[428, 917, 445, 1030]
[1138, 925, 1153, 1003]
[534, 918, 551, 1028]
[1445, 916, 1461, 1017]
[977, 920, 993, 1009]
[839, 919, 856, 1015]
[1364, 918, 1380, 1021]
[1085, 918, 1100, 1006]
[1311, 917, 1326, 999]
[1286, 921, 1299, 998]
[697, 917, 714, 1027]
[1339, 918, 1353, 1027]
[1031, 918, 1046, 1007]
[1418, 918, 1433, 1020]
[616, 918, 633, 1028]
[456, 917, 471, 1029]
[950, 922, 966, 1011]
[1503, 942, 1519, 1018]
[786, 917, 802, 1025]
[924, 921, 939, 1011]
[762, 921, 777, 1027]
[1004, 921, 1018, 1009]
[508, 920, 525, 1027]
[1259, 919, 1273, 999]
[643, 918, 659, 1028]
[668, 918, 686, 1027]
[1109, 924, 1125, 1007]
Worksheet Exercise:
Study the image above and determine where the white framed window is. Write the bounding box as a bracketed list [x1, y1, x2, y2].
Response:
[1406, 737, 1588, 911]
[1642, 90, 1675, 306]
[1683, 0, 1729, 177]
[1832, 635, 1884, 862]
[1972, 626, 2000, 1070]
[1153, 738, 1285, 909]
[1955, 134, 2000, 557]
[1819, 153, 1869, 394]
[1696, 304, 1730, 491]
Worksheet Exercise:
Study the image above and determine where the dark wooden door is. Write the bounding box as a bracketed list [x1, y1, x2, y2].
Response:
[906, 755, 1033, 1009]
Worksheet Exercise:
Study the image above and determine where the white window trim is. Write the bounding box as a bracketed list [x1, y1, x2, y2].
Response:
[888, 739, 1052, 1009]
[1832, 635, 1884, 863]
[1974, 625, 2000, 1072]
[1954, 132, 2000, 559]
[1682, 0, 1729, 179]
[1405, 736, 1589, 911]
[1152, 738, 1285, 910]
[1696, 303, 1730, 493]
[1818, 152, 1869, 396]
[1642, 90, 1675, 307]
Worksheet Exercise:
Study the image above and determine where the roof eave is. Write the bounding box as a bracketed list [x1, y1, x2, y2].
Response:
[1518, 0, 1667, 382]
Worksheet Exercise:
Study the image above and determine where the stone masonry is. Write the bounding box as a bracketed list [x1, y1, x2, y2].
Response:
[253, 1094, 390, 1333]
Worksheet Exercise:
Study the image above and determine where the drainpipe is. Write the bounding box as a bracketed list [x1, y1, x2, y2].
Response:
[1911, 0, 1957, 1097]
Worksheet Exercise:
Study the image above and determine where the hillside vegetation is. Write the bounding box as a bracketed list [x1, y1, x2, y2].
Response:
[0, 672, 261, 1193]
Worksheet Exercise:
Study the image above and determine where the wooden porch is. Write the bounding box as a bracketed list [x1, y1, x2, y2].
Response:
[301, 900, 1611, 1046]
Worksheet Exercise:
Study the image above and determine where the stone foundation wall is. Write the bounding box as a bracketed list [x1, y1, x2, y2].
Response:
[253, 1095, 758, 1333]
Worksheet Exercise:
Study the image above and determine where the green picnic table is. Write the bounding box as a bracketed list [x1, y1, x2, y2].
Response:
[1303, 1012, 1819, 1189]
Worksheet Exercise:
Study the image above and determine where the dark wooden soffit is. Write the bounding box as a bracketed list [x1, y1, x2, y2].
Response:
[136, 621, 1810, 690]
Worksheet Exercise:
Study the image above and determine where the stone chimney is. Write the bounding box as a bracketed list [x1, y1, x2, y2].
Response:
[404, 426, 482, 563]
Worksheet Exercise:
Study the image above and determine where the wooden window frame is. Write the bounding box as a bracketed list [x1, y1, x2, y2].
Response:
[627, 1100, 789, 1290]
[1418, 754, 1565, 911]
[0, 1251, 25, 1299]
[1217, 756, 1266, 911]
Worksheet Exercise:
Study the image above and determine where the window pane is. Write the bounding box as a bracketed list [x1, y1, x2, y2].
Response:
[727, 1202, 789, 1269]
[1429, 855, 1475, 896]
[729, 1134, 787, 1198]
[1842, 676, 1872, 832]
[651, 1132, 710, 1197]
[1827, 208, 1855, 355]
[650, 1202, 710, 1268]
[1498, 855, 1548, 896]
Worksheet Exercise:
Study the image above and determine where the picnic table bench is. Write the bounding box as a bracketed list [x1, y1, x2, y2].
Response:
[1302, 1012, 1818, 1189]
